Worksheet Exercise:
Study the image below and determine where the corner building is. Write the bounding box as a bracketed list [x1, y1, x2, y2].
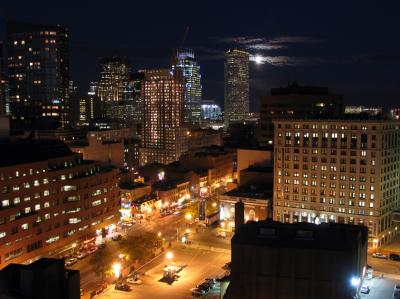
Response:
[273, 118, 400, 248]
[0, 140, 120, 269]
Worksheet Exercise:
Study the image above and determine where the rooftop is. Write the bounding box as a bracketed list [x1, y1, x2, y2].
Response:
[224, 185, 273, 200]
[0, 139, 75, 167]
[272, 114, 397, 122]
[119, 182, 148, 190]
[232, 220, 368, 251]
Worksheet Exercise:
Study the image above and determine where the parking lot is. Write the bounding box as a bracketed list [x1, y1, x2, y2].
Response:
[97, 246, 229, 299]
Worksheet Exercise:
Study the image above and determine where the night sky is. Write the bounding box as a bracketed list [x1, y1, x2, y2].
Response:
[1, 1, 400, 111]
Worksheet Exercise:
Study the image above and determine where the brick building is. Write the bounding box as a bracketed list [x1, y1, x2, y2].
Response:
[0, 139, 120, 269]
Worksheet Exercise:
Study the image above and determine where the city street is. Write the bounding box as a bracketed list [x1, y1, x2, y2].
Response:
[97, 246, 229, 299]
[64, 208, 232, 297]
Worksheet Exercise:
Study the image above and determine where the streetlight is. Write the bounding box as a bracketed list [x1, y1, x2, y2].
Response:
[72, 243, 77, 255]
[113, 263, 121, 279]
[166, 251, 173, 261]
[373, 238, 379, 253]
[212, 202, 217, 208]
[185, 213, 192, 221]
[185, 228, 190, 234]
[157, 232, 162, 237]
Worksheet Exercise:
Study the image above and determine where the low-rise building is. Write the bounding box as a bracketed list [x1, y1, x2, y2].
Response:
[69, 128, 136, 170]
[187, 128, 223, 150]
[119, 182, 154, 220]
[180, 146, 236, 192]
[218, 185, 272, 227]
[0, 139, 120, 269]
[153, 180, 190, 210]
[0, 258, 80, 299]
[225, 221, 368, 299]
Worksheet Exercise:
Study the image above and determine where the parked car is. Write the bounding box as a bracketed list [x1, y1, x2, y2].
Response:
[390, 253, 400, 261]
[76, 251, 89, 260]
[126, 277, 143, 285]
[372, 252, 388, 259]
[360, 285, 370, 294]
[216, 231, 226, 238]
[191, 287, 206, 297]
[115, 283, 131, 292]
[197, 282, 211, 292]
[393, 285, 400, 298]
[112, 234, 122, 241]
[205, 278, 216, 288]
[65, 257, 77, 266]
[222, 262, 231, 271]
[88, 247, 98, 254]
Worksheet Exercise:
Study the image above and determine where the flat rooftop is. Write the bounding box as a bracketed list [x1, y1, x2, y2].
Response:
[224, 185, 273, 200]
[232, 220, 368, 251]
[0, 139, 75, 167]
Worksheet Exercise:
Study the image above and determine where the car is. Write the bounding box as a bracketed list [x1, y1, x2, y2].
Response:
[197, 282, 211, 292]
[115, 283, 131, 292]
[205, 278, 216, 288]
[394, 286, 400, 299]
[222, 262, 231, 271]
[76, 251, 89, 260]
[65, 257, 77, 266]
[112, 234, 122, 241]
[360, 285, 370, 294]
[390, 253, 400, 261]
[88, 246, 98, 254]
[98, 243, 106, 249]
[126, 277, 143, 285]
[372, 252, 388, 259]
[216, 231, 226, 238]
[191, 287, 206, 297]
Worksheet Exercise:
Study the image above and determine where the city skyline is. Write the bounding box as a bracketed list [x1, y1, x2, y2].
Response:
[1, 1, 400, 111]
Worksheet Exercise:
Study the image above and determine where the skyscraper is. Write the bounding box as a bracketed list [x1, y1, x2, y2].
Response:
[6, 20, 69, 130]
[0, 41, 6, 116]
[172, 49, 202, 124]
[98, 56, 130, 125]
[129, 71, 145, 124]
[224, 49, 249, 129]
[139, 69, 187, 165]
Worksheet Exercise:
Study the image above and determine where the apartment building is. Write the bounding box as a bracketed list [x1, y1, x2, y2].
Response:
[273, 117, 400, 247]
[0, 139, 120, 268]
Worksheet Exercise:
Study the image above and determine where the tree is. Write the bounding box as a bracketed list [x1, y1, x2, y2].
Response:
[89, 246, 116, 279]
[119, 232, 162, 263]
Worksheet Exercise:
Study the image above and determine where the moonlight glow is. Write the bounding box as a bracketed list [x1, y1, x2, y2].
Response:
[255, 55, 263, 64]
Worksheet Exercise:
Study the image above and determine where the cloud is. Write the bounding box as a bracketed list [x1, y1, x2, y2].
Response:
[214, 35, 323, 51]
[250, 55, 326, 66]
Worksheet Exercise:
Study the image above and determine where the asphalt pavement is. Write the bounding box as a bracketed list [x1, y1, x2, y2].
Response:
[97, 246, 230, 299]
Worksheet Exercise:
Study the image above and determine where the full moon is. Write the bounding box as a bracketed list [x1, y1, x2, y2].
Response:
[255, 55, 263, 64]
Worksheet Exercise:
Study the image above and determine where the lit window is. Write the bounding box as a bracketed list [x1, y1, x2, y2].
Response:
[2, 200, 10, 207]
[0, 232, 6, 238]
[21, 223, 28, 230]
[43, 190, 49, 196]
[34, 204, 40, 211]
